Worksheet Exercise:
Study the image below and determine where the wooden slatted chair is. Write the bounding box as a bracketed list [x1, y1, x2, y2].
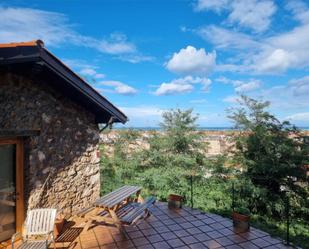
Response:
[11, 208, 57, 249]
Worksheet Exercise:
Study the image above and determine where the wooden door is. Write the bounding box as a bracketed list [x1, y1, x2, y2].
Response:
[0, 138, 24, 242]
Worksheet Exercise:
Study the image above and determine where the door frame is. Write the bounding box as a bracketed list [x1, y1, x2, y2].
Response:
[0, 138, 24, 235]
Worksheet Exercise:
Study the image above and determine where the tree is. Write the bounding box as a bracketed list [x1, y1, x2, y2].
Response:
[160, 108, 200, 154]
[228, 95, 308, 209]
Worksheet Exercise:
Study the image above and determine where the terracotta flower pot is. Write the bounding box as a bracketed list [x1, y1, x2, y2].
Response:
[232, 212, 250, 232]
[54, 217, 65, 238]
[168, 194, 184, 209]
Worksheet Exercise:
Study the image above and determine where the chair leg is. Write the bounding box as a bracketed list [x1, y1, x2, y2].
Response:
[83, 219, 93, 232]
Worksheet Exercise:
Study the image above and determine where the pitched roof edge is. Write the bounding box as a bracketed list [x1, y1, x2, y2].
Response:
[0, 40, 128, 124]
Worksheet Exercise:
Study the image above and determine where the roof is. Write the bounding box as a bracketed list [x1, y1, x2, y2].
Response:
[0, 40, 127, 124]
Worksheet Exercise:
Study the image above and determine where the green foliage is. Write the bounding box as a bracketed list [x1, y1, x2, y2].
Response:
[100, 105, 309, 248]
[228, 95, 309, 218]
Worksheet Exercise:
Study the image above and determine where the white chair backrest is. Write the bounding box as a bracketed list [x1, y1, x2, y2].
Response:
[25, 208, 57, 235]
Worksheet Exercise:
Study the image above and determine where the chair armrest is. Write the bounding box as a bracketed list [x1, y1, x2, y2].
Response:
[12, 232, 23, 243]
[11, 232, 23, 249]
[47, 231, 55, 243]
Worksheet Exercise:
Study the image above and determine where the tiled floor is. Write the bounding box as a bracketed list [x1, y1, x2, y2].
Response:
[56, 202, 296, 249]
[7, 202, 297, 249]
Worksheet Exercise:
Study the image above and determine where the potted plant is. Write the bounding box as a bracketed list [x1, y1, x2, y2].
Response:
[54, 213, 66, 238]
[232, 207, 250, 232]
[168, 194, 184, 209]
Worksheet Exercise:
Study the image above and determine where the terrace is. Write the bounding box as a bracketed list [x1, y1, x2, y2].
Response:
[7, 202, 293, 249]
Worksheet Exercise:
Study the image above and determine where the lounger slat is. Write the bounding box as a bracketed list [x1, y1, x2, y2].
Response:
[95, 185, 142, 208]
[97, 186, 140, 207]
[121, 197, 156, 224]
[105, 186, 141, 208]
[94, 185, 131, 206]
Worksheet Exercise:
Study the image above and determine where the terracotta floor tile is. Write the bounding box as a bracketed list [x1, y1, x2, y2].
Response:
[128, 230, 144, 239]
[250, 237, 272, 248]
[142, 228, 159, 236]
[229, 234, 247, 244]
[174, 229, 190, 237]
[202, 218, 216, 225]
[190, 220, 204, 227]
[151, 221, 165, 228]
[176, 246, 191, 249]
[166, 238, 186, 247]
[116, 239, 135, 248]
[198, 225, 213, 233]
[167, 224, 182, 231]
[218, 228, 234, 236]
[155, 226, 170, 234]
[225, 245, 243, 249]
[189, 242, 208, 249]
[262, 236, 282, 245]
[210, 223, 225, 230]
[203, 239, 222, 249]
[133, 237, 151, 247]
[99, 242, 118, 249]
[180, 222, 194, 229]
[147, 234, 164, 243]
[181, 235, 199, 245]
[238, 241, 259, 249]
[160, 231, 178, 240]
[215, 237, 234, 247]
[193, 233, 211, 242]
[207, 231, 224, 239]
[152, 241, 171, 249]
[136, 243, 154, 249]
[186, 227, 202, 235]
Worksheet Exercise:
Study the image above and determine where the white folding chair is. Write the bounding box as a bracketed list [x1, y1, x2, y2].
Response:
[11, 208, 57, 249]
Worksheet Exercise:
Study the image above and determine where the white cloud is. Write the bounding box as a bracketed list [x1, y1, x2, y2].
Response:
[194, 0, 277, 33]
[116, 54, 155, 64]
[99, 81, 137, 95]
[166, 46, 216, 75]
[194, 0, 229, 12]
[254, 49, 294, 73]
[286, 112, 309, 122]
[154, 82, 193, 96]
[190, 99, 207, 104]
[289, 75, 309, 96]
[286, 0, 309, 24]
[154, 76, 211, 96]
[222, 95, 240, 103]
[197, 25, 261, 50]
[259, 77, 309, 111]
[227, 0, 277, 33]
[198, 21, 309, 73]
[79, 68, 105, 79]
[234, 80, 261, 92]
[120, 106, 164, 118]
[0, 6, 149, 59]
[217, 76, 261, 92]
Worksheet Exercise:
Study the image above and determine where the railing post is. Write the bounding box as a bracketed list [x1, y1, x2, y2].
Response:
[190, 174, 193, 208]
[232, 182, 235, 212]
[286, 193, 290, 245]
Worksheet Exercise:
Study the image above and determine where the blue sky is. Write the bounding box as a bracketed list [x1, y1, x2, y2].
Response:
[1, 0, 309, 127]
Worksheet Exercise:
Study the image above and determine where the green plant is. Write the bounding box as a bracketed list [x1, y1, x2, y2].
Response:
[234, 206, 250, 216]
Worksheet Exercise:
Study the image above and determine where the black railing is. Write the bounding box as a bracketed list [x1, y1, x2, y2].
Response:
[101, 170, 308, 249]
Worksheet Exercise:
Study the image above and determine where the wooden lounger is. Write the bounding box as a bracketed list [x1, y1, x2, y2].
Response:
[121, 196, 156, 225]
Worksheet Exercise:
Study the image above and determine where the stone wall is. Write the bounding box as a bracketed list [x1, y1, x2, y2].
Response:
[0, 72, 101, 216]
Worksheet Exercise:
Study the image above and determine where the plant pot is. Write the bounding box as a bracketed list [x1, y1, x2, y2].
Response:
[168, 194, 184, 209]
[54, 217, 65, 238]
[232, 212, 250, 232]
